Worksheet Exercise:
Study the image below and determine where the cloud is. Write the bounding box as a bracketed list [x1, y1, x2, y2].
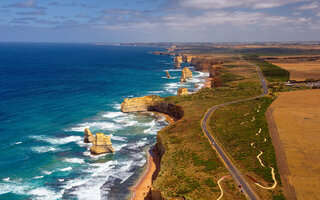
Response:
[296, 1, 319, 10]
[171, 0, 310, 10]
[6, 0, 36, 8]
[17, 11, 46, 15]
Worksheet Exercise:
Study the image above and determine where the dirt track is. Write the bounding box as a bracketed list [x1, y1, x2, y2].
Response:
[266, 90, 320, 200]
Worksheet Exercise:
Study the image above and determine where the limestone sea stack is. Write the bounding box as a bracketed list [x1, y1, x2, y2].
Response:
[174, 56, 182, 68]
[90, 133, 115, 155]
[84, 128, 94, 143]
[166, 70, 171, 78]
[194, 83, 198, 87]
[177, 87, 188, 96]
[180, 67, 193, 82]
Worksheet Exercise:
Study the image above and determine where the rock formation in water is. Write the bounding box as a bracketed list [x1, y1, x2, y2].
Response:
[84, 128, 94, 143]
[177, 87, 188, 96]
[166, 70, 171, 78]
[180, 67, 193, 82]
[194, 83, 198, 87]
[90, 133, 115, 155]
[174, 56, 183, 68]
[121, 95, 184, 119]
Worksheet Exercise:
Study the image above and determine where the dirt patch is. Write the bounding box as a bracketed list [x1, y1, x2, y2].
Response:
[270, 61, 320, 81]
[266, 90, 320, 200]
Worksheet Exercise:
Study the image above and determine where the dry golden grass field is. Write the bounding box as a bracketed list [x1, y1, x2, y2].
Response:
[266, 90, 320, 200]
[270, 60, 320, 81]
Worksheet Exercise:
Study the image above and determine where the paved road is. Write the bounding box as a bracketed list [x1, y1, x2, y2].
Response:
[201, 65, 268, 200]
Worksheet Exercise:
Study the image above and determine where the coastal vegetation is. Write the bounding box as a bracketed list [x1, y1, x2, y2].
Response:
[151, 57, 285, 199]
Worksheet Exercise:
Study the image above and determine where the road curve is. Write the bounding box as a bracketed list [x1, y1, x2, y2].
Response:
[201, 65, 268, 200]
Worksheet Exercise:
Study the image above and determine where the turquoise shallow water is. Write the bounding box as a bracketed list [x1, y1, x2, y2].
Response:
[0, 43, 208, 200]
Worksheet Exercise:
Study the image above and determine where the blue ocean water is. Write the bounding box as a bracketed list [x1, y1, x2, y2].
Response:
[0, 43, 208, 200]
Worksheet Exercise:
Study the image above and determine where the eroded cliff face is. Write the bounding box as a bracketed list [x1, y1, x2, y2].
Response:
[120, 95, 184, 120]
[191, 57, 223, 71]
[182, 55, 196, 63]
[209, 65, 223, 78]
[180, 67, 193, 82]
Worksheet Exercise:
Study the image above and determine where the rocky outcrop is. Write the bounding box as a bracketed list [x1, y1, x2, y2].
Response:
[191, 57, 223, 71]
[166, 70, 171, 78]
[152, 51, 179, 56]
[182, 55, 196, 63]
[194, 83, 198, 87]
[90, 133, 115, 155]
[174, 56, 183, 68]
[83, 128, 114, 155]
[84, 128, 94, 143]
[121, 95, 162, 113]
[121, 95, 184, 120]
[177, 87, 188, 96]
[209, 65, 223, 78]
[180, 67, 193, 82]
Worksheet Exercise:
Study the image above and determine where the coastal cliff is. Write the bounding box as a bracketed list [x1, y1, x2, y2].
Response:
[121, 95, 184, 119]
[191, 57, 223, 71]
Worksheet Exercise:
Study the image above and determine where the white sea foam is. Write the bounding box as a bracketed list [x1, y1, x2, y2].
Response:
[58, 179, 64, 182]
[31, 146, 60, 153]
[15, 142, 22, 145]
[28, 187, 62, 200]
[60, 167, 72, 172]
[113, 144, 127, 151]
[2, 178, 10, 182]
[33, 176, 44, 179]
[68, 121, 121, 132]
[42, 170, 54, 175]
[109, 134, 127, 142]
[113, 104, 121, 110]
[102, 111, 124, 118]
[64, 158, 85, 164]
[30, 135, 82, 145]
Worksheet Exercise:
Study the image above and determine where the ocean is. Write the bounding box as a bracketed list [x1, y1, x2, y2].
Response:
[0, 43, 208, 200]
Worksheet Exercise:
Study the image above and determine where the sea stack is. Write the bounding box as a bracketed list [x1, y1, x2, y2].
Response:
[177, 87, 189, 96]
[174, 56, 182, 68]
[166, 70, 171, 78]
[194, 83, 198, 87]
[84, 128, 94, 143]
[90, 133, 115, 155]
[180, 67, 193, 82]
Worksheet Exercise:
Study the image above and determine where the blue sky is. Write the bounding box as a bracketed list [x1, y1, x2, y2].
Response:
[0, 0, 319, 42]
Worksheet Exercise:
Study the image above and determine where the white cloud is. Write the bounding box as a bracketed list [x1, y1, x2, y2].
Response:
[296, 1, 319, 10]
[178, 0, 310, 9]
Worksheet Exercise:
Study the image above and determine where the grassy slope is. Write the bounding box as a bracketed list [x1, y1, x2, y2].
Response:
[153, 60, 266, 199]
[206, 61, 287, 199]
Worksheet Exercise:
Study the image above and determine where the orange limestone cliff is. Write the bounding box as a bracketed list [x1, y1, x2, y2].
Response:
[177, 87, 188, 96]
[180, 67, 193, 82]
[120, 95, 184, 119]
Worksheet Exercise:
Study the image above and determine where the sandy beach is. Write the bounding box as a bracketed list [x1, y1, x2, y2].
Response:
[130, 113, 174, 200]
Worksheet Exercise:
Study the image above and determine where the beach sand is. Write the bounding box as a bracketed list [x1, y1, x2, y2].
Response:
[130, 113, 173, 200]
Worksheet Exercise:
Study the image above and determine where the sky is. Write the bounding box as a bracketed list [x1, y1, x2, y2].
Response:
[0, 0, 319, 42]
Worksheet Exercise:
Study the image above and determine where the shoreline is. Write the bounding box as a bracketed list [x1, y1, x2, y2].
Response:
[130, 112, 173, 200]
[129, 67, 208, 200]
